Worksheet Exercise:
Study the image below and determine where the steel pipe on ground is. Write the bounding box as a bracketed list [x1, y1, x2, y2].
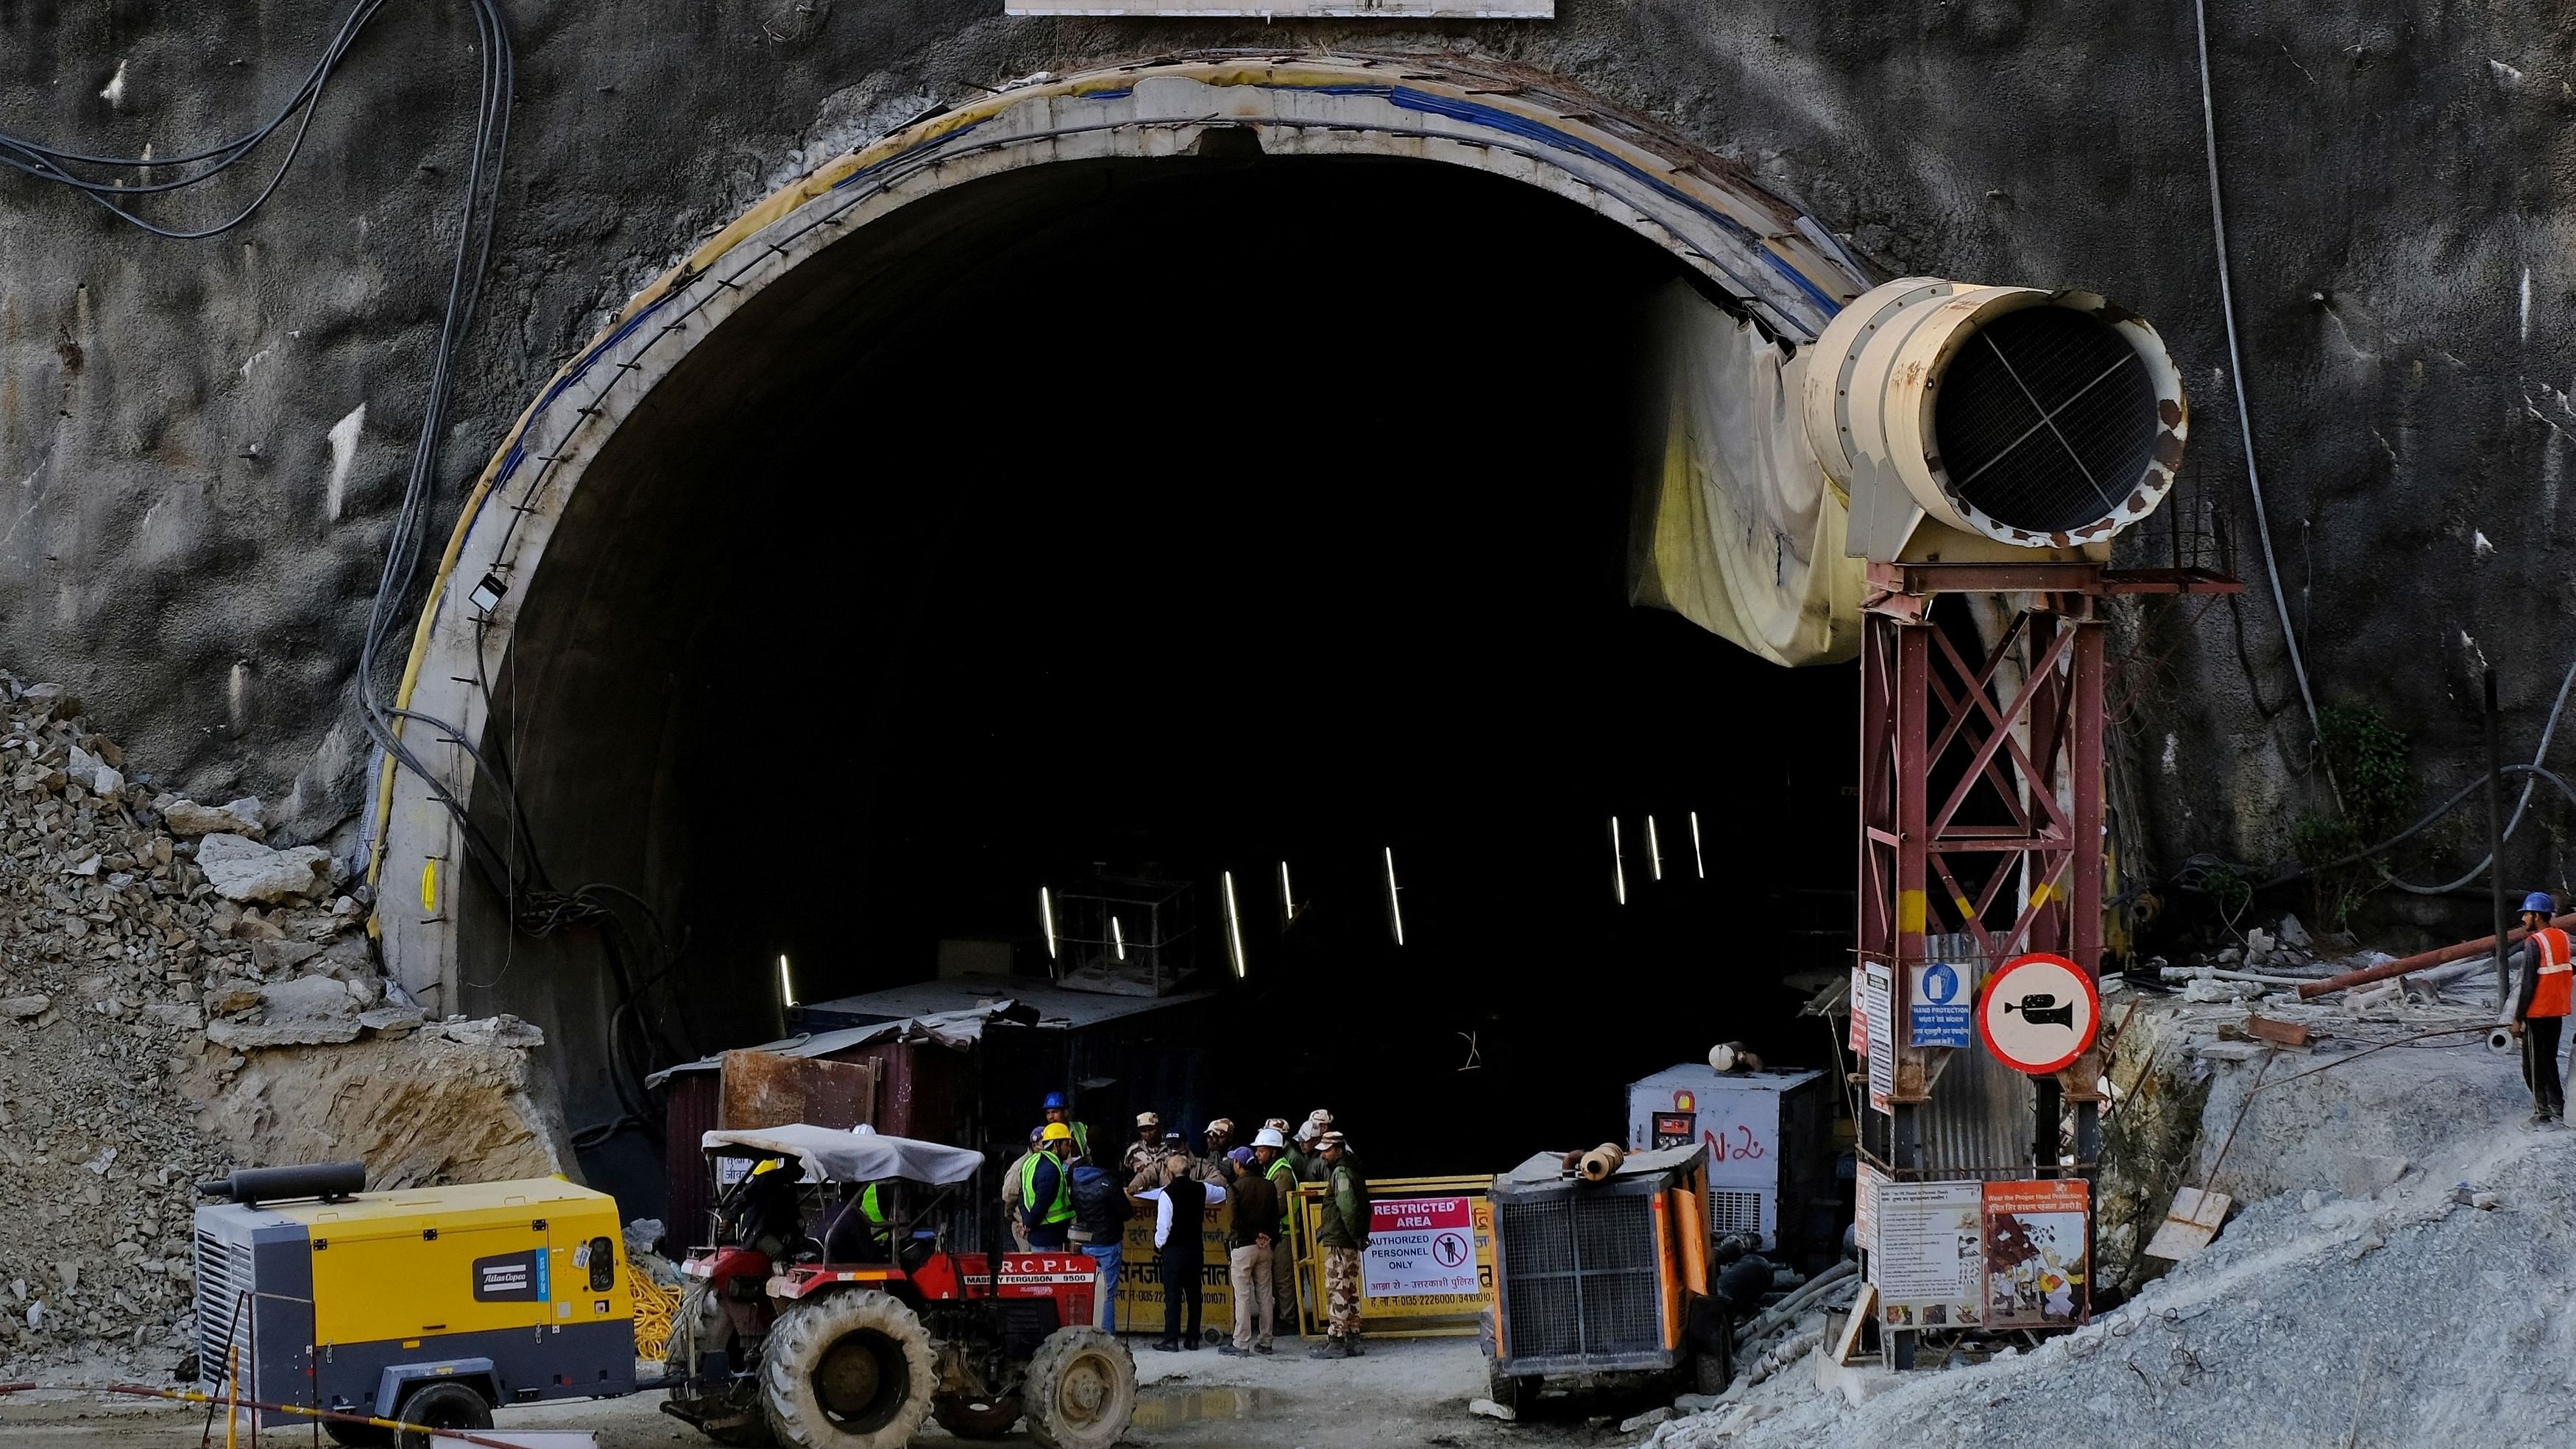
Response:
[2296, 913, 2576, 999]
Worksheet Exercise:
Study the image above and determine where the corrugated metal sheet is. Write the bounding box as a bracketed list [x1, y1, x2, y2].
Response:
[1917, 935, 2037, 1176]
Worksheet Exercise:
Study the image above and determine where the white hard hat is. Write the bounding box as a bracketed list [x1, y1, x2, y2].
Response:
[1254, 1127, 1288, 1149]
[1295, 1120, 1323, 1143]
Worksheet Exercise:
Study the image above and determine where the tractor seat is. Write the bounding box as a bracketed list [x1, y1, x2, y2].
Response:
[897, 1232, 938, 1274]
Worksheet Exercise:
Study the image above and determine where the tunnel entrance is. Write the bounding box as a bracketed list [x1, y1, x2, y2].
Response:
[383, 61, 1874, 1211]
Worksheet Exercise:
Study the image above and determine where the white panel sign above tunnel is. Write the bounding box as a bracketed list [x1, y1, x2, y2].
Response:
[1007, 0, 1548, 13]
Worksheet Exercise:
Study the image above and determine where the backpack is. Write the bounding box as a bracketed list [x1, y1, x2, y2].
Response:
[1070, 1165, 1126, 1240]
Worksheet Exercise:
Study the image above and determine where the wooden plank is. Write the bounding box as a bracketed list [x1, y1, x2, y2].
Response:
[2142, 1186, 2231, 1261]
[1831, 1283, 1875, 1365]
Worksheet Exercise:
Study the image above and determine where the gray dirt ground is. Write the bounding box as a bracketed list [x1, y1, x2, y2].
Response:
[0, 1335, 1579, 1448]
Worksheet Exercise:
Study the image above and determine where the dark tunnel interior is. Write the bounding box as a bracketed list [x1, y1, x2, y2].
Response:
[462, 149, 1859, 1209]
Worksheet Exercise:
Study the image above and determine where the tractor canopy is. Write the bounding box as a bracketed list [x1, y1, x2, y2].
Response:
[702, 1124, 986, 1186]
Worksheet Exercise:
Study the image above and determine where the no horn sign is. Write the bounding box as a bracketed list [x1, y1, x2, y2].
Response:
[1977, 953, 2101, 1074]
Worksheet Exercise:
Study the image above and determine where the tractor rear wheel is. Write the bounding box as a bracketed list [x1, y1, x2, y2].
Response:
[930, 1391, 1024, 1438]
[760, 1290, 936, 1449]
[665, 1280, 775, 1446]
[1021, 1325, 1136, 1449]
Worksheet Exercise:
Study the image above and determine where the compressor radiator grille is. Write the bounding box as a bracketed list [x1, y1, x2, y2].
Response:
[193, 1231, 255, 1390]
[1497, 1191, 1660, 1360]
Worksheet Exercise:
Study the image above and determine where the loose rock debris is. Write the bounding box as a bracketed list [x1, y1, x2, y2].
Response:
[0, 673, 565, 1380]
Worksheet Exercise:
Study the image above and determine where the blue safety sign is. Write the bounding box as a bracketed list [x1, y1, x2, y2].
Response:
[1908, 961, 1974, 1049]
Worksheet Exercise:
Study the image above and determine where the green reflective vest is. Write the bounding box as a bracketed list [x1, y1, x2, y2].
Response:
[860, 1183, 889, 1241]
[1264, 1157, 1298, 1233]
[1022, 1155, 1075, 1225]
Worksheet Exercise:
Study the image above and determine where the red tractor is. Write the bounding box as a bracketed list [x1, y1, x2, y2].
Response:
[662, 1125, 1136, 1449]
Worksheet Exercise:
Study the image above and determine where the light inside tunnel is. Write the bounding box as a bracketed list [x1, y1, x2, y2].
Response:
[456, 152, 1859, 1199]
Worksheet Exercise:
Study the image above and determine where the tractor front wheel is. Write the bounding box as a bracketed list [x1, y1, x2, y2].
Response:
[1021, 1325, 1136, 1449]
[760, 1290, 936, 1449]
[930, 1391, 1024, 1439]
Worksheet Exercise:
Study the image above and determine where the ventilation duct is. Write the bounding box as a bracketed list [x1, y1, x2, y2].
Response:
[1802, 279, 2186, 560]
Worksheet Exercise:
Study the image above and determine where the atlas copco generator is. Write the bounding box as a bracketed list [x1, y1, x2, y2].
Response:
[193, 1162, 637, 1440]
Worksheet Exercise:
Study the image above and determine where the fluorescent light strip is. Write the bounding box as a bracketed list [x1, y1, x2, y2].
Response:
[1611, 818, 1627, 905]
[1222, 871, 1247, 979]
[1384, 847, 1405, 946]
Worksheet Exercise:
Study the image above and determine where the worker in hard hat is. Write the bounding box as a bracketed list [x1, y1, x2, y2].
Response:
[1308, 1130, 1370, 1357]
[1254, 1125, 1301, 1331]
[1291, 1110, 1333, 1182]
[999, 1125, 1044, 1251]
[2502, 891, 2571, 1126]
[1022, 1122, 1080, 1249]
[1122, 1111, 1164, 1178]
[1041, 1091, 1092, 1163]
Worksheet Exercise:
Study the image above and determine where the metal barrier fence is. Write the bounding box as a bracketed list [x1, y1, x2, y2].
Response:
[1287, 1174, 1496, 1340]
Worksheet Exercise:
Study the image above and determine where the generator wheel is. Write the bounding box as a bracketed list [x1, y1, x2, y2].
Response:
[392, 1382, 491, 1449]
[1022, 1325, 1136, 1449]
[760, 1290, 935, 1449]
[665, 1281, 775, 1447]
[930, 1391, 1024, 1439]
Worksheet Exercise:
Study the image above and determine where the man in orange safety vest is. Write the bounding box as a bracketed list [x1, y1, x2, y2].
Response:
[2502, 891, 2571, 1126]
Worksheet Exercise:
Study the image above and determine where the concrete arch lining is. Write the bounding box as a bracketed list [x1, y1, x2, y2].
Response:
[370, 52, 1873, 1002]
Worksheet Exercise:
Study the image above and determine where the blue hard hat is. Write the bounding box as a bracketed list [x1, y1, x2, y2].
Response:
[2524, 892, 2557, 915]
[1041, 1091, 1068, 1110]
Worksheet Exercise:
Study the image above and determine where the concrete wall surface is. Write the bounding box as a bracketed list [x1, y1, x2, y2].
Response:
[3, 0, 2571, 900]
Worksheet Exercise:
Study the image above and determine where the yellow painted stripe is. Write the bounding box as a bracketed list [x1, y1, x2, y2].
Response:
[1897, 890, 1926, 934]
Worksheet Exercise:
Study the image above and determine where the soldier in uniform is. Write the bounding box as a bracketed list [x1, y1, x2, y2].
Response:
[1307, 1130, 1369, 1357]
[1122, 1111, 1164, 1179]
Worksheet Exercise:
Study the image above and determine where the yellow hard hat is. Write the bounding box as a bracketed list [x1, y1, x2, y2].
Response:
[1041, 1122, 1075, 1143]
[750, 1157, 787, 1177]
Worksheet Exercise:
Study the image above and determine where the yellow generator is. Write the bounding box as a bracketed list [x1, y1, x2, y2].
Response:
[193, 1163, 637, 1442]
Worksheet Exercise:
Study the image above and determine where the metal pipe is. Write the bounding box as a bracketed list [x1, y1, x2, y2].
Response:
[2488, 668, 2510, 1003]
[2296, 911, 2576, 999]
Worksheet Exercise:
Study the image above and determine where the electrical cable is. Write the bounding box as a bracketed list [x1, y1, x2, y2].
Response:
[2191, 0, 2338, 807]
[2180, 762, 2576, 896]
[2374, 650, 2576, 893]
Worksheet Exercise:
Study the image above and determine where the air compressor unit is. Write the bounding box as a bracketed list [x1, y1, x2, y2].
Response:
[1624, 1065, 1830, 1261]
[193, 1163, 636, 1436]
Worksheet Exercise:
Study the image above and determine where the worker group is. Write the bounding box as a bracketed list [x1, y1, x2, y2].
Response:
[1006, 1096, 1373, 1358]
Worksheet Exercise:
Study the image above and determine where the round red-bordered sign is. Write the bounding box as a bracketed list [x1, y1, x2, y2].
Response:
[1976, 952, 2101, 1074]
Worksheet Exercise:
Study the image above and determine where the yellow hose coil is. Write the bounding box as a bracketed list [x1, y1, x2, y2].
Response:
[631, 1271, 682, 1360]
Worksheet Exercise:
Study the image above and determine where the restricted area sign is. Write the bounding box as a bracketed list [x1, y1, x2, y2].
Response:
[1976, 952, 2100, 1074]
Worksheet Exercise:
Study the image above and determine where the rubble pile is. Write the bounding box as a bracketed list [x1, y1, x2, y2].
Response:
[0, 676, 566, 1377]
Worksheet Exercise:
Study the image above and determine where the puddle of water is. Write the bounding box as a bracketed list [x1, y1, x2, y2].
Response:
[1130, 1386, 1280, 1430]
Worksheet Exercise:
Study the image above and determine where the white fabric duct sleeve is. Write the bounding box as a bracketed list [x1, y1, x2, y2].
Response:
[1630, 279, 1864, 667]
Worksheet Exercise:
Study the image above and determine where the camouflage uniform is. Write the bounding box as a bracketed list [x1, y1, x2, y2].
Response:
[1322, 1244, 1361, 1339]
[1309, 1144, 1368, 1347]
[1122, 1138, 1164, 1180]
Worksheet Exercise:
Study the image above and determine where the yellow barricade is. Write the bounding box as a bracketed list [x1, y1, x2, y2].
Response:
[1288, 1174, 1496, 1339]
